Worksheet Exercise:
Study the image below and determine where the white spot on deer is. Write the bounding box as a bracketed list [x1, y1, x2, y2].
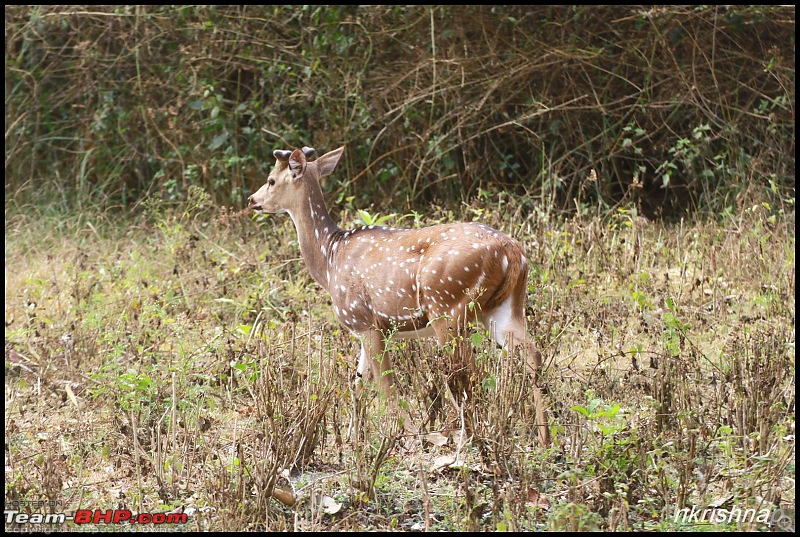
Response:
[340, 285, 346, 292]
[502, 255, 509, 273]
[464, 266, 470, 272]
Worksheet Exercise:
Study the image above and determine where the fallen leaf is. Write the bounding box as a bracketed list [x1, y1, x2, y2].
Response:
[431, 455, 456, 472]
[526, 488, 550, 510]
[318, 495, 342, 515]
[430, 454, 467, 472]
[708, 494, 734, 508]
[272, 487, 296, 507]
[424, 431, 448, 446]
[65, 383, 82, 411]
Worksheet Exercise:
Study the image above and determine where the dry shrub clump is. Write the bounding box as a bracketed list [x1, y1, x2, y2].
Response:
[5, 6, 794, 217]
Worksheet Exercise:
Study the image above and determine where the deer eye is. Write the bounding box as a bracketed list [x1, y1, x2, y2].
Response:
[268, 178, 275, 187]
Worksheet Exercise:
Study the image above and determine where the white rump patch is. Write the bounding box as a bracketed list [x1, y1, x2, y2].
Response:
[486, 295, 514, 346]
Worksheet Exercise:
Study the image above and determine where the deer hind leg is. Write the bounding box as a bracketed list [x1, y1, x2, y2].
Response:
[482, 301, 551, 448]
[504, 320, 551, 448]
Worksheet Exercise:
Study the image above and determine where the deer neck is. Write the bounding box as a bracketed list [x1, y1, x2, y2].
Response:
[288, 182, 340, 291]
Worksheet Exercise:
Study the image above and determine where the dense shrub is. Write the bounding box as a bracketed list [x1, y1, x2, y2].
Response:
[5, 6, 794, 218]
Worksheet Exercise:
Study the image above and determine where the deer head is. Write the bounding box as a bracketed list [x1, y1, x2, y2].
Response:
[248, 146, 341, 215]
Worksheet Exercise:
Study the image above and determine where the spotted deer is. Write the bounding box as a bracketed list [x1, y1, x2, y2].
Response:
[248, 146, 550, 447]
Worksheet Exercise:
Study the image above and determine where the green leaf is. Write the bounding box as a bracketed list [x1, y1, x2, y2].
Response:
[208, 131, 229, 151]
[571, 405, 590, 417]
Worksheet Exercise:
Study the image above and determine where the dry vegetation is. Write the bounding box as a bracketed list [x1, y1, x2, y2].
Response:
[4, 5, 795, 533]
[5, 189, 795, 531]
[4, 6, 794, 215]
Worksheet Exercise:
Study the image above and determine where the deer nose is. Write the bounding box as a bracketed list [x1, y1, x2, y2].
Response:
[247, 195, 257, 209]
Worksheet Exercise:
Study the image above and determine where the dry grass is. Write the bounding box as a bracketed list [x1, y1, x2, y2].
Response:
[4, 194, 795, 531]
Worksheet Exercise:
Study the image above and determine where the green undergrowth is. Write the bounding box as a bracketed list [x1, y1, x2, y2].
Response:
[4, 193, 795, 531]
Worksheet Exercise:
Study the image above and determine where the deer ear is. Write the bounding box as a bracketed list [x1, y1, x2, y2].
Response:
[316, 146, 345, 178]
[288, 148, 307, 180]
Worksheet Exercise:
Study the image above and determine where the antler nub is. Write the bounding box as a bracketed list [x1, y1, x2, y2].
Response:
[273, 149, 292, 161]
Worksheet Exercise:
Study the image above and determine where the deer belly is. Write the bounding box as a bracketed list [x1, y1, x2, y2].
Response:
[369, 292, 428, 328]
[332, 286, 427, 333]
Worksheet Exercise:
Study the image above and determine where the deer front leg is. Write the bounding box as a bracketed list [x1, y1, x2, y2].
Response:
[356, 329, 393, 397]
[351, 329, 390, 441]
[429, 316, 475, 403]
